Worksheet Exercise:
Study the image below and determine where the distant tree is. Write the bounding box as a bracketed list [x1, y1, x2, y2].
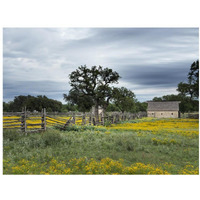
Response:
[12, 95, 28, 111]
[106, 103, 121, 112]
[152, 97, 163, 101]
[188, 60, 199, 98]
[112, 87, 137, 113]
[153, 94, 178, 102]
[3, 102, 10, 112]
[67, 65, 120, 122]
[61, 103, 78, 112]
[3, 95, 62, 112]
[135, 101, 148, 112]
[177, 82, 191, 98]
[177, 60, 199, 100]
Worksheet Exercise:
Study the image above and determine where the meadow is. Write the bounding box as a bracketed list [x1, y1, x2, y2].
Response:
[3, 117, 199, 175]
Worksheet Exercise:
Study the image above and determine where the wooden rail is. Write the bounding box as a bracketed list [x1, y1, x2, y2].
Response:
[3, 107, 47, 133]
[3, 109, 147, 132]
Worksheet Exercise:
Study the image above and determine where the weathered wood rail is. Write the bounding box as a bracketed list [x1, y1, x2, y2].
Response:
[3, 108, 147, 132]
[3, 107, 47, 133]
[180, 113, 199, 119]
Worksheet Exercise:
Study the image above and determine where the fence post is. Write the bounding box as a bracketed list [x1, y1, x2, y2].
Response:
[82, 113, 86, 125]
[102, 112, 105, 126]
[41, 108, 46, 131]
[72, 113, 76, 124]
[100, 113, 104, 125]
[111, 115, 114, 124]
[89, 113, 92, 125]
[21, 108, 24, 133]
[115, 114, 118, 123]
[21, 107, 26, 133]
[92, 114, 96, 126]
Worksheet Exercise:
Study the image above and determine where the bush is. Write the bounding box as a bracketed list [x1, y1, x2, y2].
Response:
[114, 134, 136, 151]
[55, 125, 97, 132]
[3, 130, 21, 141]
[104, 120, 112, 127]
[41, 131, 63, 147]
[27, 134, 44, 148]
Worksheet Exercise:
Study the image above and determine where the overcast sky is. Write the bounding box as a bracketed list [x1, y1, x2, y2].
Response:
[3, 28, 199, 103]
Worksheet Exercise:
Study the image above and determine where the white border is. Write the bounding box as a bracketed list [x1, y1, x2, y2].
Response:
[0, 0, 199, 200]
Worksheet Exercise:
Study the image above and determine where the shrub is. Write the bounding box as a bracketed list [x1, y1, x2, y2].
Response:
[3, 130, 21, 141]
[104, 120, 112, 127]
[27, 134, 45, 148]
[41, 131, 63, 146]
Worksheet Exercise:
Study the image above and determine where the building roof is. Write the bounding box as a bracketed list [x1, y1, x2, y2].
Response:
[147, 101, 181, 111]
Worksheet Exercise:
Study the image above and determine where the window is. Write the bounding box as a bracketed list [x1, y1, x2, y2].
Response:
[171, 113, 173, 115]
[161, 113, 163, 115]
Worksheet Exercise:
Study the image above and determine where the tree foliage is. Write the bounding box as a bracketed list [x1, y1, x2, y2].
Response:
[111, 87, 137, 113]
[66, 65, 120, 119]
[63, 88, 93, 112]
[135, 101, 148, 112]
[3, 95, 62, 112]
[177, 60, 199, 99]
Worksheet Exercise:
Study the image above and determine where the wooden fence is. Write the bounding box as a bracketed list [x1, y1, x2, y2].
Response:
[3, 109, 147, 132]
[3, 107, 46, 133]
[180, 112, 199, 119]
[44, 111, 147, 127]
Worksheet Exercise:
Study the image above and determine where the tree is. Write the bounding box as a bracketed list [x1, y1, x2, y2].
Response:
[63, 88, 94, 112]
[106, 103, 121, 112]
[177, 82, 190, 97]
[177, 60, 199, 100]
[3, 102, 10, 112]
[112, 87, 137, 113]
[135, 101, 148, 112]
[61, 103, 78, 112]
[3, 95, 62, 112]
[152, 97, 163, 101]
[188, 60, 199, 99]
[67, 65, 120, 122]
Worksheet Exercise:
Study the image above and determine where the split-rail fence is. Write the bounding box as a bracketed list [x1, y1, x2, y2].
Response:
[3, 108, 147, 133]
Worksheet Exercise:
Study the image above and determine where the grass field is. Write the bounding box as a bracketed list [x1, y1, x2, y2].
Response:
[3, 117, 199, 175]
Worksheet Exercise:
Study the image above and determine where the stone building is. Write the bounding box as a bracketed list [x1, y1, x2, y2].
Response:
[147, 101, 181, 118]
[91, 106, 104, 115]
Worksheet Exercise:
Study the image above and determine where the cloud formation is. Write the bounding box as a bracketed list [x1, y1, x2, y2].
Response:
[3, 28, 199, 103]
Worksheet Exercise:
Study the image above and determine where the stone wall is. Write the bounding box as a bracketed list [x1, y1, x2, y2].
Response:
[147, 111, 179, 118]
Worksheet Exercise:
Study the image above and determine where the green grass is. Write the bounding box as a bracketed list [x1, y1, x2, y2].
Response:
[3, 120, 199, 174]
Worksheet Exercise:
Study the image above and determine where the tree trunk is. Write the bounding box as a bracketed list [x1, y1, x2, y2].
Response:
[94, 102, 99, 124]
[102, 107, 106, 125]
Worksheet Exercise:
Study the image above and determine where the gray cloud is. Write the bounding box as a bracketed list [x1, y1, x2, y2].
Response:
[119, 61, 190, 87]
[3, 28, 199, 103]
[3, 80, 68, 103]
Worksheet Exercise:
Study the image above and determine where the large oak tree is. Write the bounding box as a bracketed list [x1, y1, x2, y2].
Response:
[67, 65, 120, 122]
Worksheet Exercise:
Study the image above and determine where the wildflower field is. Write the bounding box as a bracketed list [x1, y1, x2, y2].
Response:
[3, 117, 199, 175]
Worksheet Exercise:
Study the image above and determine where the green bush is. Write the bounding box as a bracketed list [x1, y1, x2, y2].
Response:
[104, 120, 112, 127]
[3, 130, 21, 141]
[41, 131, 63, 147]
[55, 125, 97, 132]
[27, 134, 45, 148]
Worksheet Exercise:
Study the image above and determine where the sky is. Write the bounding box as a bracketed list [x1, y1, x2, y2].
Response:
[3, 28, 199, 103]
